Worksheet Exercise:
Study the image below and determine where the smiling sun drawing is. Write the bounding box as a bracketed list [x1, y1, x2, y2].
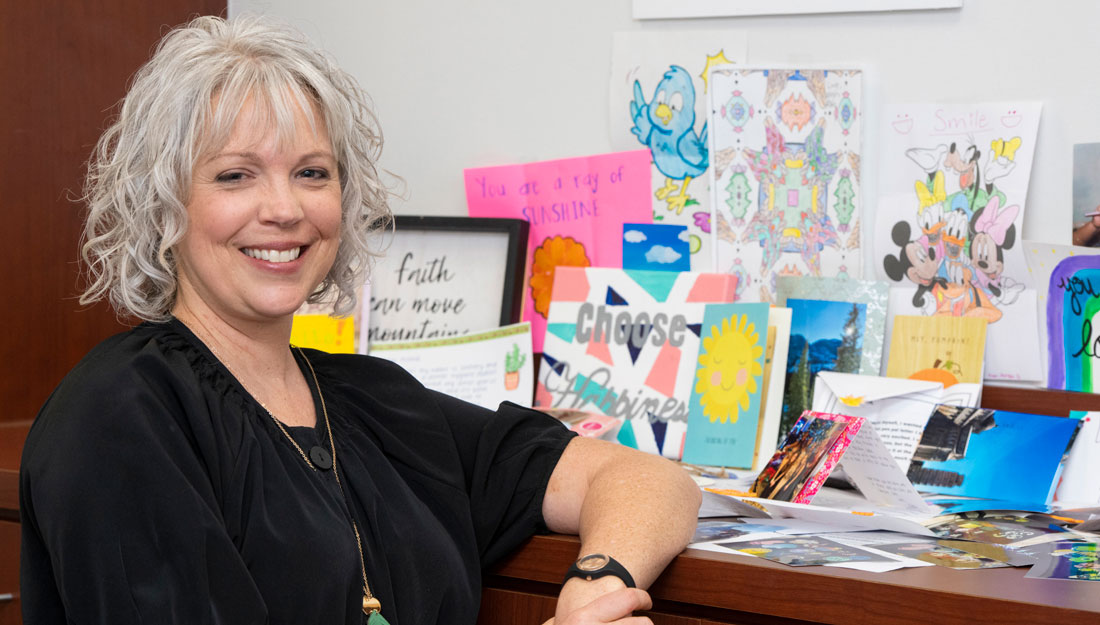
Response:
[695, 315, 764, 424]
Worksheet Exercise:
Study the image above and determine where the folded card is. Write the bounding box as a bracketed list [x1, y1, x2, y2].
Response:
[811, 371, 980, 470]
[753, 411, 934, 516]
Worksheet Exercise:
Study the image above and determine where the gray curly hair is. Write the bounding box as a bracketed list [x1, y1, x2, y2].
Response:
[80, 14, 393, 320]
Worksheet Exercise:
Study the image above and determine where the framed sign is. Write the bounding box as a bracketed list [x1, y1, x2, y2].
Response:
[363, 216, 529, 348]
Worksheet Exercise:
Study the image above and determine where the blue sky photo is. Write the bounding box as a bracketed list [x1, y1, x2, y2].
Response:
[789, 298, 866, 345]
[917, 411, 1081, 504]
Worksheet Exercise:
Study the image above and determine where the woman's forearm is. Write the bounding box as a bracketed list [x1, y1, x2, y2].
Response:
[543, 437, 701, 621]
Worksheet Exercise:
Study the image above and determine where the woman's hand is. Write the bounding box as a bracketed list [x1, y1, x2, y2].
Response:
[542, 585, 653, 625]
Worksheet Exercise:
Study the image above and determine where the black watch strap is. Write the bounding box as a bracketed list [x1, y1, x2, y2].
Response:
[562, 553, 636, 588]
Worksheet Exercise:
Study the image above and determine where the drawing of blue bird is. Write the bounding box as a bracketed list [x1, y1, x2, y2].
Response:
[630, 65, 708, 214]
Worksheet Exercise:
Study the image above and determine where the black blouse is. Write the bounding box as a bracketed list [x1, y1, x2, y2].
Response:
[20, 319, 574, 624]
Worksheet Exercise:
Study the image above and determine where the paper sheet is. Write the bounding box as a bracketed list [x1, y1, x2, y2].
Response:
[370, 322, 533, 410]
[610, 30, 748, 272]
[838, 420, 937, 516]
[709, 67, 864, 303]
[875, 102, 1043, 382]
[465, 150, 653, 352]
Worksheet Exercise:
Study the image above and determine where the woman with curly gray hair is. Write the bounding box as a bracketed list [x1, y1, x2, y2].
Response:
[19, 14, 700, 625]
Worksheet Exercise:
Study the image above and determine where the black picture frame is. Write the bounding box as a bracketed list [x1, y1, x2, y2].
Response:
[364, 215, 529, 344]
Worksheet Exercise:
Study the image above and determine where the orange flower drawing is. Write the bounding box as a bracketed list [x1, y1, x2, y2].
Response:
[530, 236, 591, 318]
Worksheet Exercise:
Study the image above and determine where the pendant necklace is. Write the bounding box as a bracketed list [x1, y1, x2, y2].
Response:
[205, 339, 388, 625]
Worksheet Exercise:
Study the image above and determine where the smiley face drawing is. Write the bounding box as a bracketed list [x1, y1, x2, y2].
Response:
[694, 314, 764, 424]
[1001, 108, 1023, 128]
[892, 112, 914, 134]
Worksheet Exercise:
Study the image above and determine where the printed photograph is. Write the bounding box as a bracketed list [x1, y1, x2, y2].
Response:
[779, 298, 866, 441]
[907, 406, 1081, 504]
[1072, 143, 1100, 247]
[874, 541, 1008, 569]
[752, 413, 849, 501]
[691, 519, 780, 544]
[1025, 541, 1100, 581]
[720, 536, 892, 567]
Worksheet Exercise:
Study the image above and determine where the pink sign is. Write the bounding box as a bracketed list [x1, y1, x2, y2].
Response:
[465, 150, 652, 351]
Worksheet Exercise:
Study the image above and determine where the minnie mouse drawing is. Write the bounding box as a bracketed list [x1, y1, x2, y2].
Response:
[969, 196, 1019, 298]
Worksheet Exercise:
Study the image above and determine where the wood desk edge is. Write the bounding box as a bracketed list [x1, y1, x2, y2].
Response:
[486, 533, 1100, 625]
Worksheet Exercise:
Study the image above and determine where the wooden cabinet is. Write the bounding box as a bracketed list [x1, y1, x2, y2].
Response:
[0, 521, 18, 625]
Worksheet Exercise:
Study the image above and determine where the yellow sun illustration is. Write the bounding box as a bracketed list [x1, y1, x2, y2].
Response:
[694, 315, 764, 424]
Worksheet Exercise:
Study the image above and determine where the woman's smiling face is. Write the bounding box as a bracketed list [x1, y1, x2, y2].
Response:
[173, 94, 343, 326]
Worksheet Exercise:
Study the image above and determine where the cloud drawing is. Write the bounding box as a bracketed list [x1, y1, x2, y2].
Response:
[645, 245, 683, 264]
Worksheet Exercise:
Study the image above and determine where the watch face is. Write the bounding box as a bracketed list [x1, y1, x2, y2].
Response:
[576, 553, 610, 572]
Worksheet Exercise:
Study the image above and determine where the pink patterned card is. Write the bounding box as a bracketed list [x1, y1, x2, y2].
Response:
[752, 411, 860, 504]
[465, 150, 653, 351]
[752, 410, 935, 515]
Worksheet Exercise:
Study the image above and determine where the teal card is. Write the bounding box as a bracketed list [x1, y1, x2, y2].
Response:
[682, 303, 770, 467]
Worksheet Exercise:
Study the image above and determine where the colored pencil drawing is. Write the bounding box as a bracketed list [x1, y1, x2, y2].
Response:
[610, 30, 749, 271]
[709, 68, 863, 303]
[876, 103, 1042, 382]
[630, 65, 709, 215]
[881, 145, 1023, 322]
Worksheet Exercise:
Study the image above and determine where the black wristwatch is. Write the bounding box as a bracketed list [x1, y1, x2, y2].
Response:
[562, 553, 636, 588]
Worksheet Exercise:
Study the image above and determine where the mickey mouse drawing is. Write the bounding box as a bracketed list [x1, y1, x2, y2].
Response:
[883, 221, 947, 309]
[884, 136, 1025, 323]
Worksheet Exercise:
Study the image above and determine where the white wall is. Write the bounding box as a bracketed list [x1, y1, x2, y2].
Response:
[230, 0, 1100, 264]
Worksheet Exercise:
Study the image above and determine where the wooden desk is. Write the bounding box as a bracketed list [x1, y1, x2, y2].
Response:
[479, 533, 1100, 625]
[476, 386, 1100, 625]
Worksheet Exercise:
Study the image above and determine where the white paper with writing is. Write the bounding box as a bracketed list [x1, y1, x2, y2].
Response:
[838, 419, 936, 516]
[875, 102, 1042, 382]
[812, 372, 942, 467]
[369, 323, 533, 411]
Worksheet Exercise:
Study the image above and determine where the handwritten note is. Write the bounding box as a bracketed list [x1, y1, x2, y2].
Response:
[465, 150, 653, 351]
[369, 323, 534, 410]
